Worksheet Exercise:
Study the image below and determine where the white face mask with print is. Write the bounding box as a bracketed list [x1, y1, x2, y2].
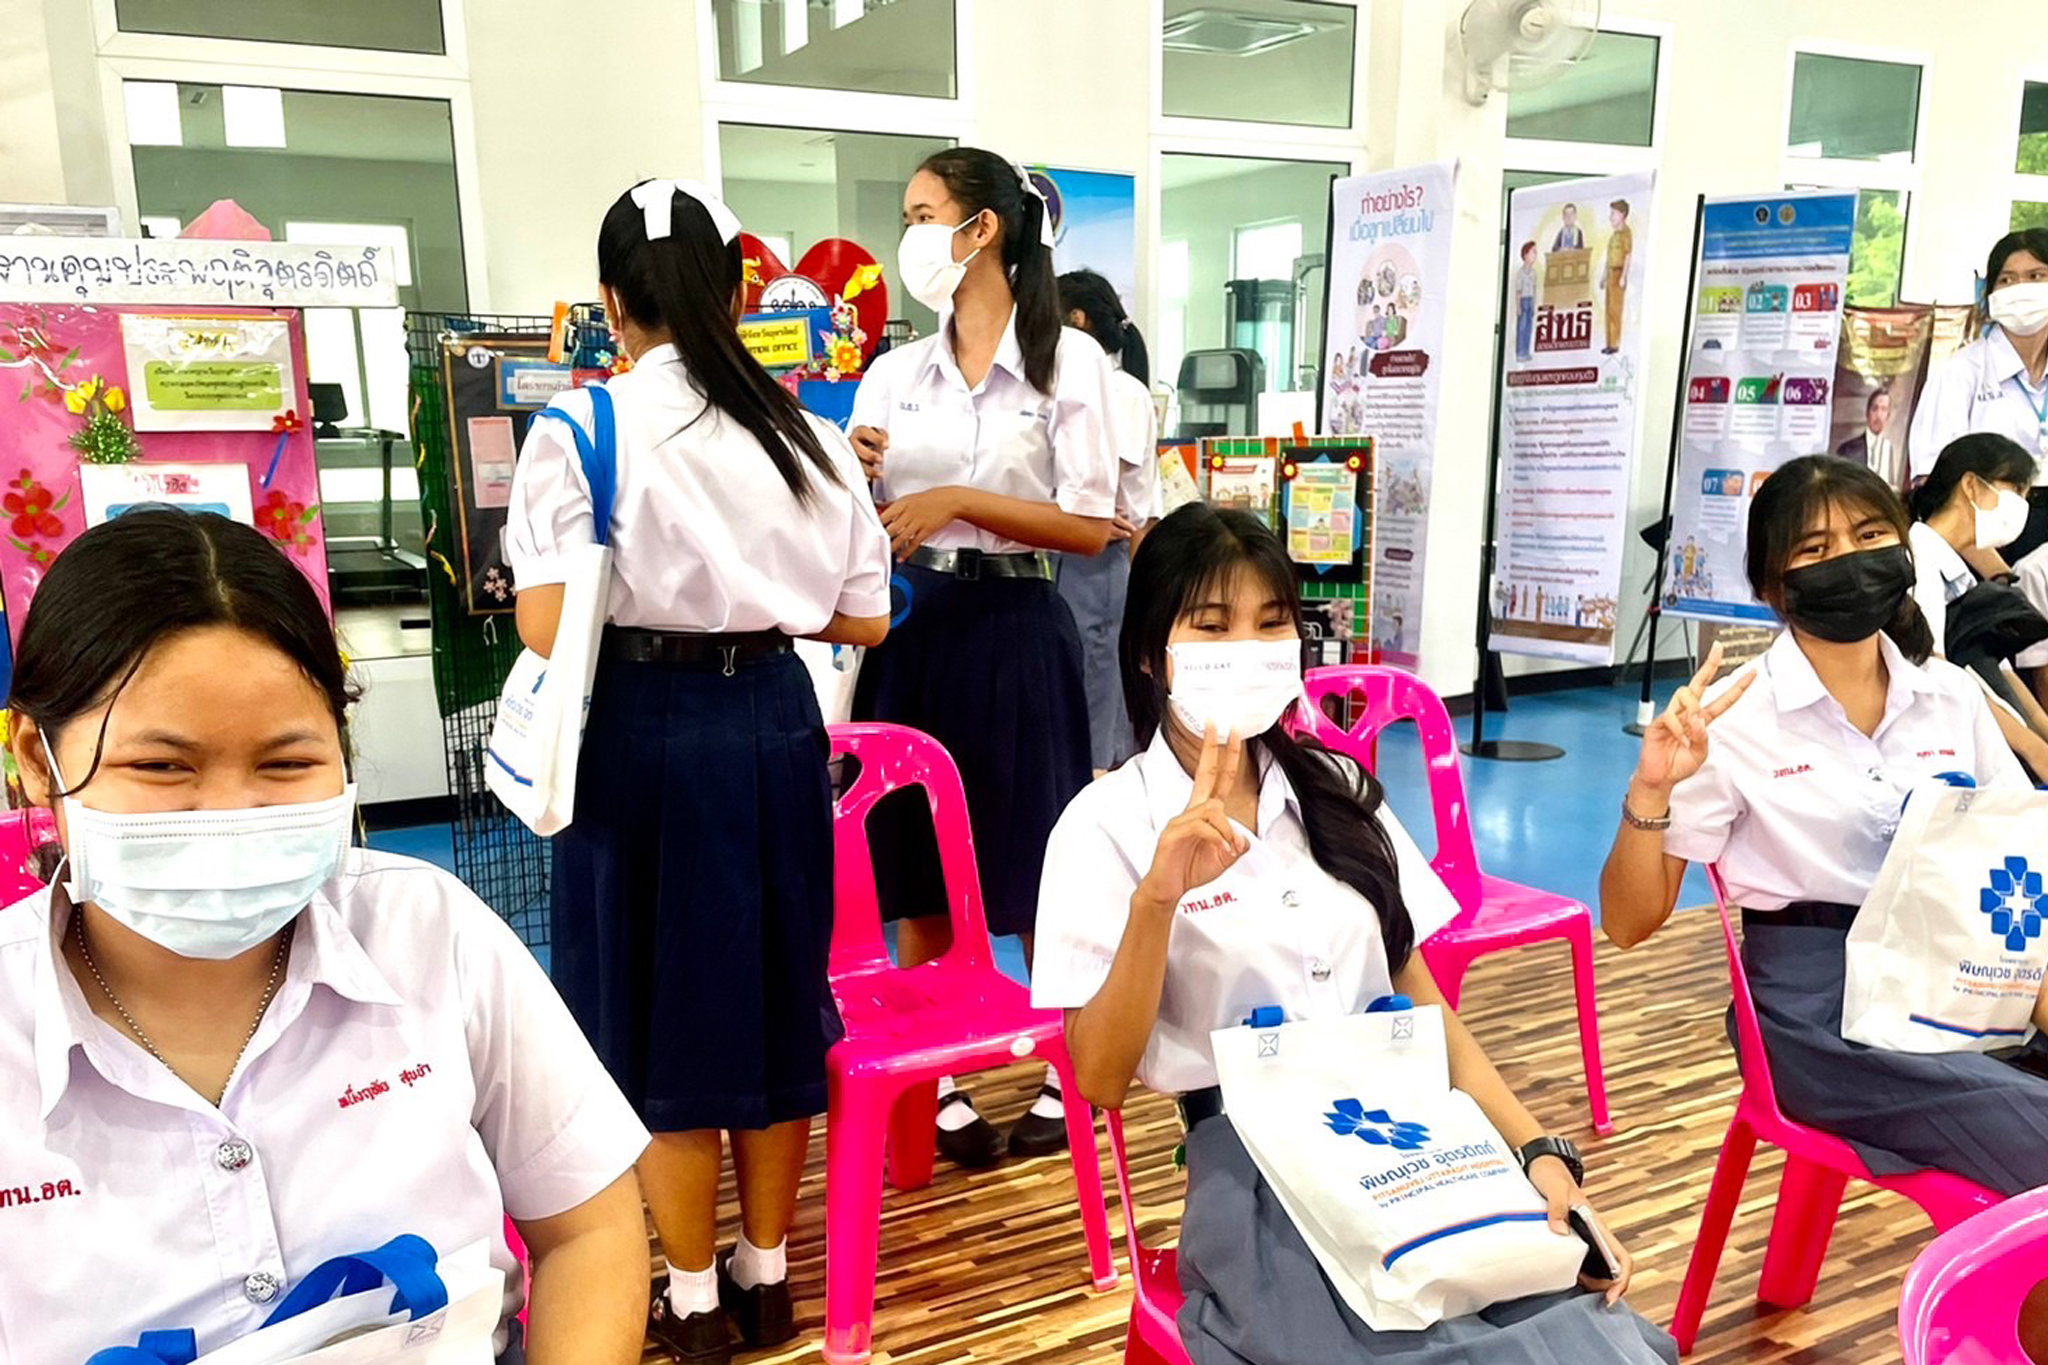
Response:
[1975, 485, 2034, 549]
[1989, 281, 2048, 338]
[1166, 639, 1306, 741]
[896, 217, 983, 312]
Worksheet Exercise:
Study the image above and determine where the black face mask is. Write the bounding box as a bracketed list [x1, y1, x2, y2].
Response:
[1778, 543, 1913, 643]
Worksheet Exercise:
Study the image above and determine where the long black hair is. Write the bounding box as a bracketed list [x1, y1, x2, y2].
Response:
[11, 510, 355, 795]
[917, 148, 1060, 395]
[1746, 455, 1934, 663]
[1058, 268, 1150, 385]
[598, 182, 839, 503]
[1121, 504, 1415, 970]
[1907, 432, 2038, 524]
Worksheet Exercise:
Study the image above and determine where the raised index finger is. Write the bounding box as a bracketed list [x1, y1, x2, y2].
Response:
[1701, 666, 1757, 720]
[1189, 723, 1224, 806]
[1212, 727, 1248, 802]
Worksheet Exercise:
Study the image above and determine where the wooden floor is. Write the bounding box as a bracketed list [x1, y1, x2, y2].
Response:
[646, 908, 1933, 1364]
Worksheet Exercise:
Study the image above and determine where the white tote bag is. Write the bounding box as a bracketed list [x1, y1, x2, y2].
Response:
[794, 639, 861, 727]
[1211, 1007, 1582, 1332]
[484, 385, 618, 836]
[1842, 783, 2048, 1053]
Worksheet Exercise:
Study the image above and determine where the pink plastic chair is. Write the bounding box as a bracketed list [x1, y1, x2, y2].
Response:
[1670, 867, 2003, 1354]
[1105, 1110, 1193, 1365]
[1300, 665, 1611, 1135]
[1899, 1185, 2048, 1364]
[822, 723, 1116, 1365]
[502, 1216, 531, 1329]
[0, 808, 56, 905]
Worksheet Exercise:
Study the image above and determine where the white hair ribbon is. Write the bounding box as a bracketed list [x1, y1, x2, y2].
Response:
[1013, 163, 1057, 248]
[629, 179, 742, 246]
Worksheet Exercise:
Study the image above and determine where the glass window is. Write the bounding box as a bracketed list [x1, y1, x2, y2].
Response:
[2013, 201, 2048, 234]
[1504, 31, 1658, 147]
[1787, 53, 1921, 162]
[1788, 184, 1907, 308]
[115, 0, 444, 54]
[1162, 153, 1344, 392]
[718, 124, 955, 334]
[712, 0, 956, 99]
[1162, 0, 1356, 129]
[2019, 81, 2048, 175]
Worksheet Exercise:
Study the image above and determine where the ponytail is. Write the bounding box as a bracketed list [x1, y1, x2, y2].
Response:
[918, 148, 1061, 394]
[1885, 592, 1936, 666]
[1058, 267, 1151, 385]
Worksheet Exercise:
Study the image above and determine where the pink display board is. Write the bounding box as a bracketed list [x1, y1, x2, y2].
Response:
[0, 302, 327, 644]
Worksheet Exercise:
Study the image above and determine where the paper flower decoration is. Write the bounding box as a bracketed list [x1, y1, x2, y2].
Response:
[258, 489, 319, 556]
[261, 409, 304, 489]
[65, 375, 140, 465]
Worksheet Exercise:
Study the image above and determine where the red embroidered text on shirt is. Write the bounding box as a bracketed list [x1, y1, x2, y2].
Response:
[1772, 764, 1814, 780]
[400, 1061, 434, 1087]
[0, 1179, 83, 1211]
[1915, 749, 1958, 760]
[1181, 891, 1237, 914]
[337, 1079, 391, 1109]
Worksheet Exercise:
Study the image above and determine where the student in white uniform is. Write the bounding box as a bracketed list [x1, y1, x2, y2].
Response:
[1599, 455, 2048, 1358]
[1057, 267, 1161, 773]
[507, 181, 891, 1363]
[848, 147, 1119, 1167]
[1034, 504, 1676, 1365]
[0, 511, 652, 1365]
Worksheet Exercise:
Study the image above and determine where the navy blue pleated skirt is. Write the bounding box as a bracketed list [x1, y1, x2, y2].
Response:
[552, 641, 841, 1133]
[851, 564, 1092, 938]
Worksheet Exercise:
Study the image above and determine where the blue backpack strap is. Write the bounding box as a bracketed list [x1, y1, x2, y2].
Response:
[260, 1234, 448, 1328]
[529, 382, 618, 548]
[85, 1331, 197, 1365]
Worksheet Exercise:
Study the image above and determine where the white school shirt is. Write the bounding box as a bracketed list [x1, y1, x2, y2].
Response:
[1908, 328, 2048, 483]
[1110, 367, 1162, 526]
[1031, 732, 1462, 1094]
[851, 312, 1119, 554]
[506, 344, 892, 632]
[1907, 520, 1977, 659]
[0, 850, 650, 1363]
[1664, 631, 2028, 911]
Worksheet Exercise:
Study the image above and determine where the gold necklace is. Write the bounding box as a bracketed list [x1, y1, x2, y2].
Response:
[73, 914, 293, 1107]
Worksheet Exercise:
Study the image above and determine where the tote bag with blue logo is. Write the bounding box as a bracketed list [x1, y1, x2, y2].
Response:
[484, 385, 617, 836]
[1842, 784, 2048, 1054]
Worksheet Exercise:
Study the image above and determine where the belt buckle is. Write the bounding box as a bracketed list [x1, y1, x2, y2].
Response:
[955, 547, 983, 581]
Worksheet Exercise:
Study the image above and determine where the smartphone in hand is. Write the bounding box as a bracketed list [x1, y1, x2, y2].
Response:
[1569, 1204, 1621, 1282]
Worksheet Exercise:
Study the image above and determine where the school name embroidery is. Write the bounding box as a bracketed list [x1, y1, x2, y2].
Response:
[1772, 764, 1814, 780]
[337, 1061, 436, 1109]
[1180, 891, 1237, 915]
[0, 1179, 83, 1210]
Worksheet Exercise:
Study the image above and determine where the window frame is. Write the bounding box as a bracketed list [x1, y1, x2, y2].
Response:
[2012, 67, 2048, 229]
[94, 0, 467, 76]
[1152, 0, 1366, 147]
[1500, 17, 1669, 177]
[693, 0, 974, 133]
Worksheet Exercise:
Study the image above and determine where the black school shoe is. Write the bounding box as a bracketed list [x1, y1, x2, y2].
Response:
[1007, 1083, 1070, 1159]
[935, 1089, 1005, 1169]
[647, 1281, 733, 1365]
[717, 1249, 798, 1350]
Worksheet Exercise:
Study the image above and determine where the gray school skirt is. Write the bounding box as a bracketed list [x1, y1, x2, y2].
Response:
[1055, 545, 1134, 770]
[1175, 1119, 1679, 1365]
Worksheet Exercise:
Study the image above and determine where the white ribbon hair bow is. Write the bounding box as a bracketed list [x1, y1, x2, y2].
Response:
[629, 179, 742, 246]
[1013, 163, 1057, 248]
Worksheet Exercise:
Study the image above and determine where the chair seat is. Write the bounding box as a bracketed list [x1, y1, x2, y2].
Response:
[829, 964, 1063, 1081]
[1428, 875, 1588, 947]
[1738, 1092, 2000, 1224]
[1133, 1245, 1185, 1335]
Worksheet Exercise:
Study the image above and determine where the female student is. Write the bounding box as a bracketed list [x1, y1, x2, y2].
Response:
[1058, 267, 1162, 773]
[0, 511, 652, 1365]
[1034, 504, 1677, 1365]
[849, 148, 1120, 1167]
[508, 181, 891, 1362]
[1599, 456, 2048, 1358]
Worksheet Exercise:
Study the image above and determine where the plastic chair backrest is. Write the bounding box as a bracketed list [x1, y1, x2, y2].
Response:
[826, 722, 995, 978]
[0, 808, 55, 905]
[1300, 665, 1483, 913]
[1899, 1185, 2048, 1363]
[1705, 865, 1787, 1123]
[1105, 1109, 1144, 1253]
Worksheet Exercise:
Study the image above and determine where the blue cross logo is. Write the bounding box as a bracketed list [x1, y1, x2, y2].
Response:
[1982, 857, 2048, 954]
[1323, 1099, 1431, 1151]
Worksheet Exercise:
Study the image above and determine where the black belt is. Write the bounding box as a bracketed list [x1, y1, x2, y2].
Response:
[1743, 901, 1858, 932]
[1177, 1086, 1225, 1131]
[601, 627, 791, 671]
[905, 546, 1054, 581]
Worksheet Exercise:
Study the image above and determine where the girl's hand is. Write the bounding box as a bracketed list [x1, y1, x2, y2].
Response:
[1110, 514, 1139, 542]
[1526, 1157, 1633, 1304]
[1135, 724, 1248, 914]
[1633, 643, 1754, 802]
[851, 425, 888, 482]
[878, 488, 962, 559]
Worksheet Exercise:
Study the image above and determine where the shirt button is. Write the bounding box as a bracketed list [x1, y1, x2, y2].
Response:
[243, 1271, 281, 1305]
[1880, 823, 1898, 839]
[1310, 958, 1332, 981]
[1281, 890, 1301, 908]
[216, 1138, 253, 1173]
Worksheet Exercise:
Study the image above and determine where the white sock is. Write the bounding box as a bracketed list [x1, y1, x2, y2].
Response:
[1028, 1063, 1065, 1120]
[664, 1260, 718, 1317]
[935, 1076, 981, 1132]
[730, 1233, 786, 1291]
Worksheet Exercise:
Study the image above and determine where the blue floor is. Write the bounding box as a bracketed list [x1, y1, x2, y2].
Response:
[366, 675, 1705, 985]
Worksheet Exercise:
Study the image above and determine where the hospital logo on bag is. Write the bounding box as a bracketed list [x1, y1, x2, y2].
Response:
[1982, 857, 2048, 954]
[1324, 1098, 1432, 1151]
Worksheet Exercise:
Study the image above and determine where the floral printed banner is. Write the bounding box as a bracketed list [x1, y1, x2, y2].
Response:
[0, 303, 327, 645]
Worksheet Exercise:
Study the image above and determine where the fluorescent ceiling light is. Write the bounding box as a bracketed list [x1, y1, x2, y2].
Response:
[223, 85, 287, 148]
[124, 81, 183, 147]
[1162, 8, 1338, 57]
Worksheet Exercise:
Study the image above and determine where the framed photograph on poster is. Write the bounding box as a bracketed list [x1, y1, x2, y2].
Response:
[119, 313, 295, 432]
[78, 461, 256, 526]
[1278, 444, 1372, 585]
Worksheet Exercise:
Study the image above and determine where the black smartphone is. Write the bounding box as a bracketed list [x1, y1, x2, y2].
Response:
[1987, 1043, 2048, 1082]
[1568, 1204, 1621, 1282]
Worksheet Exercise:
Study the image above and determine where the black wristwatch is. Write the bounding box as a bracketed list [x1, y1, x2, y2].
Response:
[1517, 1135, 1584, 1185]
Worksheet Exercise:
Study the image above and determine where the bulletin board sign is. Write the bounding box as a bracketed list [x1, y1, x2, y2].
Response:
[0, 239, 397, 307]
[119, 313, 295, 432]
[1278, 443, 1372, 585]
[740, 310, 830, 371]
[440, 335, 576, 615]
[0, 302, 328, 644]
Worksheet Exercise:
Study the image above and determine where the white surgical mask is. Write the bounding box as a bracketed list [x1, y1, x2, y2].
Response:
[897, 218, 981, 312]
[1166, 638, 1306, 742]
[48, 739, 353, 960]
[1989, 281, 2048, 338]
[1975, 486, 2034, 550]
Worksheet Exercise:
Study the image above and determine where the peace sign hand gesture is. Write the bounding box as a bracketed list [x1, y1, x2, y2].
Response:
[1135, 724, 1250, 917]
[1633, 642, 1755, 800]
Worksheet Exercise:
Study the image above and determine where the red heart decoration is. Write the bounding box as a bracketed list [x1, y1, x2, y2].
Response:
[739, 233, 792, 313]
[794, 238, 888, 361]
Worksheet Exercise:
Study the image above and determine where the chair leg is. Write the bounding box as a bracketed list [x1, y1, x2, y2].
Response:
[1419, 939, 1473, 1011]
[885, 1080, 938, 1193]
[823, 1086, 891, 1365]
[1756, 1157, 1848, 1310]
[1566, 916, 1614, 1135]
[1050, 1053, 1119, 1290]
[1672, 1119, 1758, 1355]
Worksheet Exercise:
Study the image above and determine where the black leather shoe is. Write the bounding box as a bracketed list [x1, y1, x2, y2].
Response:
[647, 1282, 733, 1364]
[935, 1089, 1005, 1169]
[1007, 1084, 1070, 1158]
[717, 1250, 798, 1349]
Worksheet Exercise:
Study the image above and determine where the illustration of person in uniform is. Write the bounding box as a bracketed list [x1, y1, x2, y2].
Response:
[1551, 203, 1585, 251]
[1513, 241, 1537, 362]
[1602, 199, 1633, 355]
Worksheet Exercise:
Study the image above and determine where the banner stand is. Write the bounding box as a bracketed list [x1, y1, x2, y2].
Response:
[1623, 195, 1708, 737]
[1464, 224, 1563, 763]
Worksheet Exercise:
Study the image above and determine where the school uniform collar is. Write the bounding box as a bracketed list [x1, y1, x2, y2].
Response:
[1135, 727, 1298, 840]
[1763, 627, 1939, 722]
[925, 307, 1026, 390]
[634, 342, 682, 368]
